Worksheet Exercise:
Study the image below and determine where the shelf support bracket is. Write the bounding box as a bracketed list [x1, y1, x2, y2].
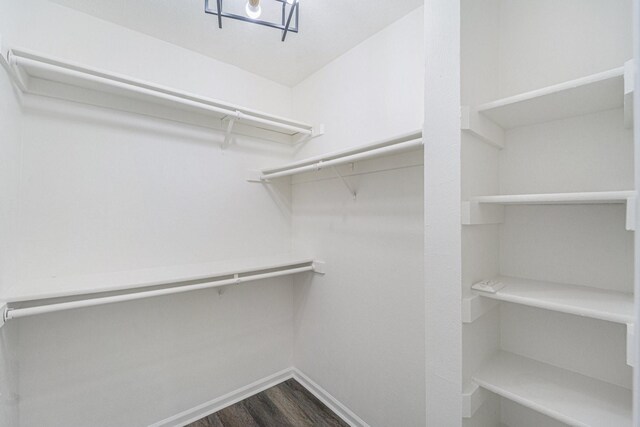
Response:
[312, 260, 326, 274]
[222, 111, 241, 150]
[0, 302, 7, 330]
[625, 195, 636, 231]
[331, 164, 356, 200]
[292, 124, 325, 146]
[627, 323, 635, 367]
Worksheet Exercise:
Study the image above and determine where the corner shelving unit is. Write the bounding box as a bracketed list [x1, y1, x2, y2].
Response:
[4, 48, 322, 145]
[473, 351, 632, 427]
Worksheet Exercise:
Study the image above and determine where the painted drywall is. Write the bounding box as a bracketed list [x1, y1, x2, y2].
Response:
[0, 55, 21, 427]
[289, 7, 426, 427]
[498, 0, 634, 97]
[291, 8, 424, 159]
[423, 1, 462, 426]
[0, 1, 303, 426]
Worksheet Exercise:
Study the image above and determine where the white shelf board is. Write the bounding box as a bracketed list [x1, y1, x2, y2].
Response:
[476, 65, 631, 129]
[465, 190, 637, 230]
[473, 351, 632, 427]
[4, 253, 315, 303]
[470, 190, 635, 205]
[5, 48, 316, 144]
[474, 276, 633, 324]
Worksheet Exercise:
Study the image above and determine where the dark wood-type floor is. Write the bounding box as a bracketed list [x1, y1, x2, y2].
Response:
[186, 379, 350, 427]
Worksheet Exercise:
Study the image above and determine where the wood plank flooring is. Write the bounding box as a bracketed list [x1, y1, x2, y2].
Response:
[186, 379, 350, 427]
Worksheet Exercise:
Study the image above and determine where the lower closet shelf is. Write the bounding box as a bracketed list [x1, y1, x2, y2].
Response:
[473, 276, 633, 324]
[472, 351, 632, 427]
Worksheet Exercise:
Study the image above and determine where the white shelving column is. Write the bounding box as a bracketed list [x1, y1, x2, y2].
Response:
[459, 2, 636, 426]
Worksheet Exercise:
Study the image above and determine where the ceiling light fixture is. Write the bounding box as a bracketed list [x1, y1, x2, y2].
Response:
[204, 0, 300, 42]
[245, 0, 262, 19]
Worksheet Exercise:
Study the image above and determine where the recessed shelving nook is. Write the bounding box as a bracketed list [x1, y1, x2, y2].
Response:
[4, 48, 323, 145]
[460, 2, 636, 426]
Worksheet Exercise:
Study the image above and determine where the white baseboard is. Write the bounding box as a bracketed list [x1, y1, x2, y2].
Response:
[291, 368, 370, 427]
[149, 367, 369, 427]
[149, 368, 294, 427]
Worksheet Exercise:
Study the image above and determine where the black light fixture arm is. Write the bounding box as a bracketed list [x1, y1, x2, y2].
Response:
[204, 0, 300, 42]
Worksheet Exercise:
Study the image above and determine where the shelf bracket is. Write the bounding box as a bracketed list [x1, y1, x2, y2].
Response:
[460, 106, 505, 149]
[312, 260, 326, 274]
[627, 323, 635, 367]
[222, 111, 241, 150]
[462, 294, 499, 323]
[0, 302, 7, 330]
[462, 382, 487, 418]
[331, 164, 356, 200]
[626, 195, 636, 231]
[461, 201, 504, 225]
[293, 124, 325, 146]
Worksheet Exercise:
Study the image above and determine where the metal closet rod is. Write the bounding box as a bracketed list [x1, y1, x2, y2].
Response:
[260, 137, 424, 180]
[3, 265, 316, 322]
[8, 53, 313, 137]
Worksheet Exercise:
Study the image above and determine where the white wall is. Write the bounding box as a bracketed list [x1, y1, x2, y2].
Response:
[291, 9, 424, 159]
[498, 0, 633, 97]
[290, 8, 426, 427]
[0, 54, 22, 427]
[0, 1, 301, 426]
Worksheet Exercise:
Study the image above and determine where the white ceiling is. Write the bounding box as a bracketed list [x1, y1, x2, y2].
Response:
[48, 0, 423, 86]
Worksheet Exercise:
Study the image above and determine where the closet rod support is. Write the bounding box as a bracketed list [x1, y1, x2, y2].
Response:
[332, 165, 357, 200]
[222, 111, 241, 149]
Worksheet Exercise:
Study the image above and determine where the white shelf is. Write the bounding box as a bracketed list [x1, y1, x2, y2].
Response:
[473, 276, 633, 324]
[462, 61, 635, 147]
[473, 351, 632, 427]
[4, 253, 318, 303]
[477, 62, 633, 129]
[5, 48, 319, 145]
[464, 190, 637, 230]
[250, 130, 423, 181]
[470, 190, 635, 205]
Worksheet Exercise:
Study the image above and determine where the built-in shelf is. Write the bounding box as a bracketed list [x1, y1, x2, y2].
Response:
[4, 48, 322, 145]
[0, 254, 324, 327]
[473, 276, 633, 324]
[462, 60, 635, 147]
[473, 351, 632, 427]
[462, 190, 637, 230]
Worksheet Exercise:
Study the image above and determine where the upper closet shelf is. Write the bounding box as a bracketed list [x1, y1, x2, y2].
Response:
[0, 254, 324, 328]
[5, 48, 322, 145]
[463, 190, 637, 230]
[473, 351, 632, 427]
[463, 60, 635, 147]
[249, 130, 423, 181]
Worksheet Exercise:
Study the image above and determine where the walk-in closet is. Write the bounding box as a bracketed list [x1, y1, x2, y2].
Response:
[0, 1, 638, 426]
